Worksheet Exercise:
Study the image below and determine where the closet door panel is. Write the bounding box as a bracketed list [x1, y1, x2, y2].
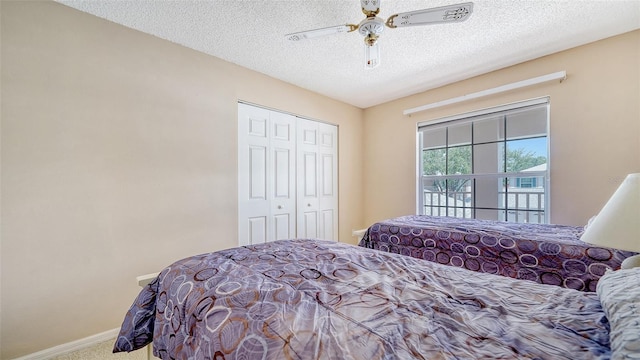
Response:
[273, 214, 292, 241]
[301, 211, 318, 238]
[249, 146, 267, 200]
[322, 154, 334, 196]
[321, 209, 335, 241]
[238, 104, 271, 245]
[297, 119, 320, 238]
[303, 152, 318, 197]
[317, 123, 338, 241]
[270, 111, 297, 241]
[239, 104, 296, 245]
[248, 216, 267, 244]
[273, 149, 290, 197]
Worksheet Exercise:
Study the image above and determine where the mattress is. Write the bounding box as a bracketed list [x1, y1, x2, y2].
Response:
[358, 215, 637, 292]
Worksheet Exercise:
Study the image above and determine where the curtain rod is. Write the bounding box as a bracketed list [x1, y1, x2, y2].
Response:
[404, 71, 566, 116]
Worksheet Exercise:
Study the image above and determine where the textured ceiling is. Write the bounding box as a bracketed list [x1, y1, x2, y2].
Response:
[55, 0, 640, 108]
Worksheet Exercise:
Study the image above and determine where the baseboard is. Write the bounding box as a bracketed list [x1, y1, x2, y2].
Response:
[11, 328, 120, 360]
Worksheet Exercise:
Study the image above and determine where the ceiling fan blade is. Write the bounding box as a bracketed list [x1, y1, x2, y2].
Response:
[386, 2, 473, 28]
[285, 24, 357, 41]
[361, 0, 381, 16]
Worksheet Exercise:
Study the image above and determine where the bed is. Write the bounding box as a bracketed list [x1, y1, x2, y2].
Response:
[358, 215, 637, 292]
[113, 239, 639, 359]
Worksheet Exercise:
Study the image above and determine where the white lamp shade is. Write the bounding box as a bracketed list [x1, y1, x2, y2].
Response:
[580, 173, 640, 253]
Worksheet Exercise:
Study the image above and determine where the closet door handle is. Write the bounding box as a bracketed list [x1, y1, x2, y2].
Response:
[277, 205, 283, 209]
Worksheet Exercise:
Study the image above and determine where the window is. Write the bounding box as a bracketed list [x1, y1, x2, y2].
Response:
[417, 98, 549, 223]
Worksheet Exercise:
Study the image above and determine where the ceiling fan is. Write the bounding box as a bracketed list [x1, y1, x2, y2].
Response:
[285, 1, 473, 69]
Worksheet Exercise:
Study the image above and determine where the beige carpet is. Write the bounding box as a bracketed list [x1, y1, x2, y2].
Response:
[50, 339, 148, 360]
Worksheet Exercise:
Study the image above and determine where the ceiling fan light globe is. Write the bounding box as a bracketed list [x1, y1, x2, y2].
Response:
[364, 42, 381, 69]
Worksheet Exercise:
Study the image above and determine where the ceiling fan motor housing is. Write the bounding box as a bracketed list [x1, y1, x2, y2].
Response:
[358, 17, 385, 46]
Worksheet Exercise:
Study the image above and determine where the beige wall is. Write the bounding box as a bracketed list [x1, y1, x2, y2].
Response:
[363, 30, 640, 227]
[0, 1, 364, 358]
[2, 0, 639, 358]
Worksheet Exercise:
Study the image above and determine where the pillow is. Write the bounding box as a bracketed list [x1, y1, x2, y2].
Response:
[596, 267, 640, 359]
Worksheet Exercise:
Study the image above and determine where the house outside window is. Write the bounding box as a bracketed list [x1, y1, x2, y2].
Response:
[417, 98, 549, 223]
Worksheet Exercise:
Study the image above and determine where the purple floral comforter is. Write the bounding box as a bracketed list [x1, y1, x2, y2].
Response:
[358, 215, 636, 292]
[114, 239, 610, 359]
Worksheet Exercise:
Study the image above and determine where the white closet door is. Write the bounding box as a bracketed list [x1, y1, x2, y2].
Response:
[317, 122, 338, 241]
[296, 119, 320, 239]
[297, 119, 338, 241]
[269, 111, 297, 241]
[238, 104, 296, 245]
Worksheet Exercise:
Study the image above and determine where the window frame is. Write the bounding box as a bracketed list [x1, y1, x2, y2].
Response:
[416, 97, 550, 223]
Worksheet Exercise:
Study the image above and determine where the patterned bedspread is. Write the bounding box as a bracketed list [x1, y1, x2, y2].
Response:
[358, 215, 637, 292]
[114, 239, 611, 359]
